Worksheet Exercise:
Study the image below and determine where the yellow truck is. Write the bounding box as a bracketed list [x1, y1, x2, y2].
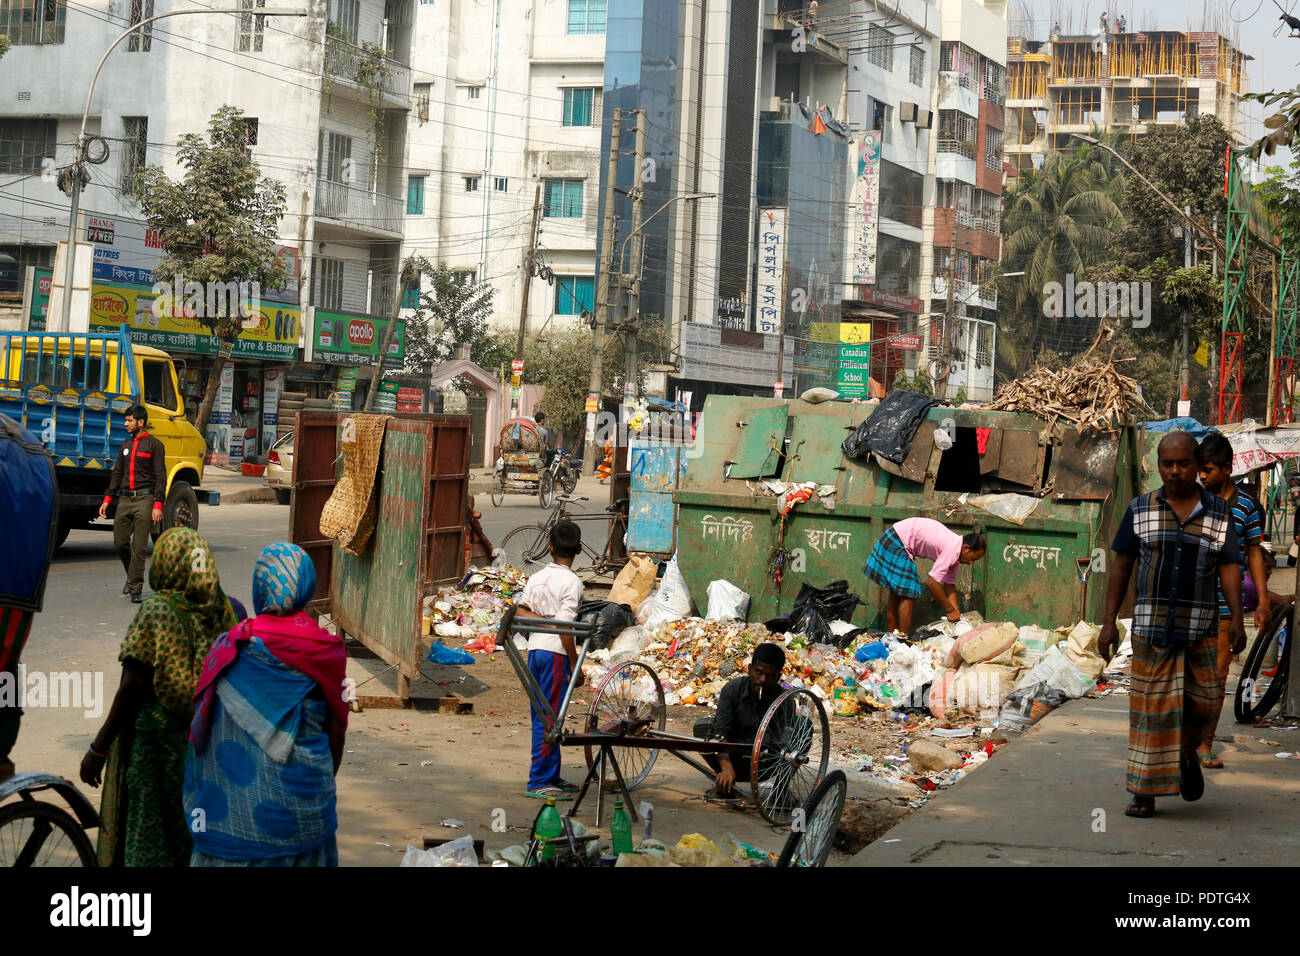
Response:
[0, 325, 218, 548]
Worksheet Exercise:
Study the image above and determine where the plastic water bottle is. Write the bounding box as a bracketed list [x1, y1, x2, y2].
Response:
[535, 797, 562, 861]
[610, 800, 634, 856]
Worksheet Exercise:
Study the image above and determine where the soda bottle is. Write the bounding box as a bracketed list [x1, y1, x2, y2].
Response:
[535, 797, 563, 861]
[610, 800, 634, 856]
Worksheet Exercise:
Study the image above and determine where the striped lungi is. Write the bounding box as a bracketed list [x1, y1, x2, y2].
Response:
[1127, 634, 1221, 796]
[862, 527, 924, 599]
[0, 606, 33, 676]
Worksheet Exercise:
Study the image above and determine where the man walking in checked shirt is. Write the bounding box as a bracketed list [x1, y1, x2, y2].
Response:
[98, 405, 167, 603]
[1099, 432, 1245, 818]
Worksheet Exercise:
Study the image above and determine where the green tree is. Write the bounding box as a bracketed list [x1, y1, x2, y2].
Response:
[135, 106, 288, 436]
[402, 261, 496, 375]
[0, 36, 10, 58]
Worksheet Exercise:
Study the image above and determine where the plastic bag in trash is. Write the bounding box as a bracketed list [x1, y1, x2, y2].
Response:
[427, 641, 476, 665]
[608, 625, 652, 665]
[706, 579, 751, 621]
[856, 641, 889, 662]
[840, 391, 938, 463]
[400, 835, 479, 867]
[999, 681, 1070, 734]
[1013, 644, 1093, 698]
[643, 555, 693, 630]
[577, 600, 636, 650]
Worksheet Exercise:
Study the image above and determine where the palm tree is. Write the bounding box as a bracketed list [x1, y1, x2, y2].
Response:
[999, 137, 1126, 372]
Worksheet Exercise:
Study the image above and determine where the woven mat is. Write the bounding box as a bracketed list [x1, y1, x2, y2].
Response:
[320, 414, 391, 555]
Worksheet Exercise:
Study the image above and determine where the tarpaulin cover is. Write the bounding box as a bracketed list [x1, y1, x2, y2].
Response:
[1143, 417, 1211, 436]
[841, 391, 938, 463]
[0, 414, 58, 611]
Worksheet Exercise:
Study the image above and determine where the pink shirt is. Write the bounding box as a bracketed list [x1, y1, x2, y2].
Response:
[893, 517, 963, 584]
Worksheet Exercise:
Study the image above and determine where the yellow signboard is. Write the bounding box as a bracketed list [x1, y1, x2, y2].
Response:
[808, 321, 871, 345]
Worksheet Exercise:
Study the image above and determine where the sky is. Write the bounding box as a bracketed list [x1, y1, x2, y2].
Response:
[1010, 0, 1300, 172]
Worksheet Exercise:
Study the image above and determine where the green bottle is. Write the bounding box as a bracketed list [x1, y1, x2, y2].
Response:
[535, 797, 563, 861]
[610, 800, 634, 856]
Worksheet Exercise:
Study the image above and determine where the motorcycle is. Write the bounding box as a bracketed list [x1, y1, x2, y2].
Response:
[538, 449, 581, 508]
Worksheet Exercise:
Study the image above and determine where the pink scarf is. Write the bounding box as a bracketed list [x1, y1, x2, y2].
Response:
[192, 611, 349, 754]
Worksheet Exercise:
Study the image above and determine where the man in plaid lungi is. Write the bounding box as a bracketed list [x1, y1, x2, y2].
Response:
[1100, 432, 1244, 818]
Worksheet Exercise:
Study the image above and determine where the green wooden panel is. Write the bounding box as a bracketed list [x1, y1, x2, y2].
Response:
[728, 404, 789, 479]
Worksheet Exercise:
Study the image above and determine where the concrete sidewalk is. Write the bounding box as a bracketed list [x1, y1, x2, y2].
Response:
[201, 465, 278, 505]
[850, 690, 1300, 866]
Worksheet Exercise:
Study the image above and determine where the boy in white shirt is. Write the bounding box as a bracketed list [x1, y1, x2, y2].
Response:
[517, 520, 585, 800]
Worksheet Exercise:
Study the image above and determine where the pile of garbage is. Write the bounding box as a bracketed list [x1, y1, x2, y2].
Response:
[421, 566, 527, 655]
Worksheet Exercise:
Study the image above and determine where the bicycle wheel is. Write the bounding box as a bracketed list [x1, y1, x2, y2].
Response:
[500, 524, 551, 575]
[538, 472, 555, 509]
[584, 660, 666, 790]
[751, 688, 830, 825]
[0, 801, 97, 867]
[491, 473, 506, 508]
[777, 769, 847, 868]
[1235, 604, 1291, 723]
[563, 466, 579, 495]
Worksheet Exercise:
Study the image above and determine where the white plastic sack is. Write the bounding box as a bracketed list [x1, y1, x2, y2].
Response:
[643, 555, 693, 630]
[800, 386, 840, 404]
[1013, 643, 1093, 699]
[961, 492, 1041, 526]
[608, 625, 652, 665]
[706, 579, 751, 621]
[400, 835, 478, 867]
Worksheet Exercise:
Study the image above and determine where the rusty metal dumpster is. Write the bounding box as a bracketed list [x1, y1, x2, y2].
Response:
[672, 396, 1142, 629]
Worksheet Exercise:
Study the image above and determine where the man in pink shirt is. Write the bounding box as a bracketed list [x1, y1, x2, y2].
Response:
[862, 517, 986, 635]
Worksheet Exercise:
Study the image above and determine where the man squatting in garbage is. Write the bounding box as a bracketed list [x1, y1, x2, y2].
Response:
[861, 517, 987, 636]
[1099, 432, 1244, 819]
[691, 643, 791, 799]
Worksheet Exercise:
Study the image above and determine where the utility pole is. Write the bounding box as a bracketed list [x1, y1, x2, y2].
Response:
[512, 183, 542, 418]
[623, 109, 646, 407]
[363, 257, 418, 413]
[585, 108, 623, 475]
[1179, 204, 1192, 417]
[938, 222, 959, 398]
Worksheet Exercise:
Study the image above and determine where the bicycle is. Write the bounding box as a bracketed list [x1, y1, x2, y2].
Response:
[500, 494, 629, 580]
[0, 772, 100, 866]
[1235, 601, 1292, 723]
[538, 450, 581, 509]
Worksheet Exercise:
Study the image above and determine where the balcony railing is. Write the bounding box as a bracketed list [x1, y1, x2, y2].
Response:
[314, 178, 405, 235]
[324, 35, 410, 102]
[937, 138, 977, 160]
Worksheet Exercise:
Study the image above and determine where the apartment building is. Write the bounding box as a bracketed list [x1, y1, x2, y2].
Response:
[0, 0, 414, 457]
[1004, 28, 1250, 180]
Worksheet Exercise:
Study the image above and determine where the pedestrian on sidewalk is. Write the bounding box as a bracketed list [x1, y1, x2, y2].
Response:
[80, 528, 242, 866]
[1099, 432, 1244, 819]
[1196, 433, 1269, 769]
[186, 543, 348, 866]
[99, 404, 166, 604]
[862, 517, 986, 636]
[516, 521, 585, 800]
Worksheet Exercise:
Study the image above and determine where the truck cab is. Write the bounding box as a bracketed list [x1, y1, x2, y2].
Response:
[0, 325, 216, 547]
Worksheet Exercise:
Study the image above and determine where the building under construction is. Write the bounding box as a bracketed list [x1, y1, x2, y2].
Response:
[1004, 29, 1250, 179]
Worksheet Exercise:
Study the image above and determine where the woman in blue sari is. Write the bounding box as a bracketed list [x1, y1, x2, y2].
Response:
[184, 544, 348, 866]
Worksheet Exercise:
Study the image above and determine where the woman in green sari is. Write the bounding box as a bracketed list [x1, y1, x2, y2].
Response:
[80, 527, 240, 866]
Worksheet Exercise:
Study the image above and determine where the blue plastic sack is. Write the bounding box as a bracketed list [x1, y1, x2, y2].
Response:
[856, 642, 890, 663]
[0, 413, 58, 611]
[427, 641, 475, 665]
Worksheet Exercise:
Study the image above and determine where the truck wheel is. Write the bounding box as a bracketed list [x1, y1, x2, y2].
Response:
[54, 521, 72, 551]
[163, 481, 200, 533]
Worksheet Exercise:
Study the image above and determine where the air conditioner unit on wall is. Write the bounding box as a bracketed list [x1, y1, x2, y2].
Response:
[915, 108, 933, 129]
[899, 102, 918, 123]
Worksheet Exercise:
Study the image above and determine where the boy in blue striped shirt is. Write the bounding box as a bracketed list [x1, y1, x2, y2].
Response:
[1196, 433, 1271, 769]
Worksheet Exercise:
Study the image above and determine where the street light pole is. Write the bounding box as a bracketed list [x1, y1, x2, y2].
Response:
[55, 5, 309, 333]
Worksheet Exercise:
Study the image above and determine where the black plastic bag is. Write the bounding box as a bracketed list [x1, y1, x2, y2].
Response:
[841, 390, 938, 464]
[576, 600, 635, 650]
[791, 579, 862, 622]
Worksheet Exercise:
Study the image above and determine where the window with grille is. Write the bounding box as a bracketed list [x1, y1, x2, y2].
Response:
[0, 119, 56, 174]
[867, 23, 894, 71]
[554, 276, 594, 314]
[543, 179, 583, 218]
[314, 257, 345, 310]
[466, 86, 482, 100]
[975, 322, 992, 366]
[563, 88, 599, 126]
[984, 126, 1003, 169]
[940, 41, 977, 89]
[414, 82, 432, 122]
[984, 61, 1005, 104]
[237, 0, 265, 52]
[937, 111, 976, 159]
[567, 0, 606, 35]
[464, 176, 479, 191]
[127, 0, 153, 52]
[909, 46, 925, 86]
[1, 0, 66, 44]
[495, 177, 508, 192]
[331, 0, 359, 43]
[320, 131, 353, 183]
[406, 175, 425, 214]
[120, 117, 148, 196]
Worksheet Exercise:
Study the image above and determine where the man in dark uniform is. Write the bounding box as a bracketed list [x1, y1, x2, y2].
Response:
[98, 404, 166, 603]
[693, 642, 792, 798]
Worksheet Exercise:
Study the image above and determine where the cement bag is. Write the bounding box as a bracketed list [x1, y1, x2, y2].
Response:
[999, 681, 1070, 734]
[706, 579, 751, 621]
[929, 667, 958, 718]
[1064, 621, 1107, 680]
[1013, 643, 1093, 699]
[953, 662, 1019, 713]
[1017, 625, 1062, 670]
[642, 555, 693, 630]
[608, 554, 658, 611]
[957, 621, 1019, 666]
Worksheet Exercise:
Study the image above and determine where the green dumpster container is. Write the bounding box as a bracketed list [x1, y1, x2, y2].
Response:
[673, 395, 1142, 630]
